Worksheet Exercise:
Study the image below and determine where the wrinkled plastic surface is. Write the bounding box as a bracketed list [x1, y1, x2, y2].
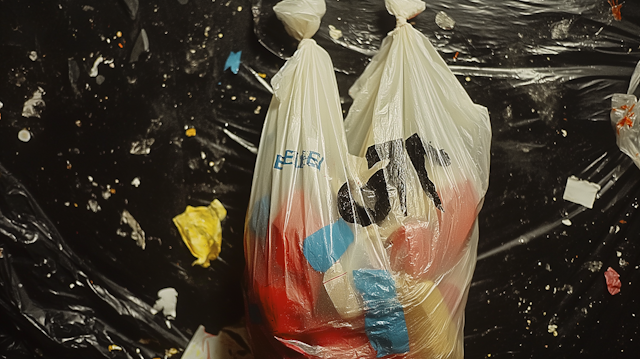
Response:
[1, 0, 640, 357]
[244, 0, 490, 357]
[611, 60, 640, 169]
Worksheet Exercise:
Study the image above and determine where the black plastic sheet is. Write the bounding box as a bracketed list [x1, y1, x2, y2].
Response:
[0, 0, 639, 357]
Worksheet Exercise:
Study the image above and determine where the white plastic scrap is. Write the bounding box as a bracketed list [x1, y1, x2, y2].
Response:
[130, 138, 155, 155]
[182, 325, 253, 359]
[328, 25, 343, 40]
[22, 87, 46, 118]
[435, 11, 455, 30]
[151, 287, 178, 319]
[121, 209, 146, 249]
[562, 175, 600, 209]
[89, 56, 104, 77]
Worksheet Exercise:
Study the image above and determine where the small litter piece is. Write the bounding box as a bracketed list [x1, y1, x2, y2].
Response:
[224, 51, 242, 74]
[89, 56, 104, 77]
[328, 25, 343, 40]
[121, 209, 146, 249]
[173, 199, 227, 268]
[108, 344, 123, 351]
[28, 51, 38, 61]
[604, 267, 621, 295]
[87, 199, 101, 212]
[22, 87, 46, 118]
[151, 287, 178, 319]
[130, 138, 155, 155]
[435, 11, 455, 30]
[18, 129, 31, 142]
[562, 175, 600, 209]
[186, 128, 196, 137]
[182, 325, 253, 359]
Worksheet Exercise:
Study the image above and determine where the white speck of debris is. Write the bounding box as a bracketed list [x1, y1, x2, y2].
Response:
[435, 11, 456, 30]
[548, 324, 558, 336]
[89, 56, 104, 77]
[545, 285, 550, 290]
[545, 263, 552, 272]
[620, 258, 628, 267]
[69, 283, 75, 289]
[237, 5, 242, 11]
[18, 129, 32, 142]
[254, 105, 262, 114]
[131, 177, 141, 187]
[465, 77, 471, 82]
[121, 209, 146, 249]
[200, 151, 206, 159]
[102, 190, 111, 200]
[87, 199, 101, 212]
[561, 219, 572, 226]
[22, 87, 46, 118]
[151, 287, 178, 320]
[617, 251, 622, 257]
[204, 26, 211, 37]
[561, 129, 567, 137]
[584, 261, 603, 272]
[29, 51, 38, 61]
[130, 138, 155, 155]
[328, 25, 343, 40]
[0, 100, 3, 109]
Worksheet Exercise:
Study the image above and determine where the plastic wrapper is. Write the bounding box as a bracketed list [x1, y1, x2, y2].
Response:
[244, 0, 489, 357]
[611, 59, 640, 169]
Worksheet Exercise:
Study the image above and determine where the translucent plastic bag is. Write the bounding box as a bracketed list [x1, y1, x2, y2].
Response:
[244, 0, 491, 357]
[611, 60, 640, 169]
[342, 0, 492, 356]
[244, 0, 382, 357]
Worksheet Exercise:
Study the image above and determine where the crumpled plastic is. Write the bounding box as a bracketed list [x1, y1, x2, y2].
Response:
[604, 267, 621, 295]
[611, 59, 640, 169]
[173, 199, 227, 268]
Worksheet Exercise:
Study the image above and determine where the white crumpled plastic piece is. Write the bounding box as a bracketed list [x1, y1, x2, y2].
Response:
[610, 59, 640, 169]
[273, 0, 325, 41]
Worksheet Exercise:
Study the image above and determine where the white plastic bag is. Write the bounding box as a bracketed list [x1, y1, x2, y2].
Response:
[342, 0, 492, 357]
[611, 60, 640, 169]
[244, 0, 385, 357]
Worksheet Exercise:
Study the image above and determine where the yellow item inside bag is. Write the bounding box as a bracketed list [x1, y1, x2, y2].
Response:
[396, 274, 462, 359]
[173, 199, 227, 268]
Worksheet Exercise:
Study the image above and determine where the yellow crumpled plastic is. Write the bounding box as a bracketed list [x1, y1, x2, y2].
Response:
[173, 199, 227, 268]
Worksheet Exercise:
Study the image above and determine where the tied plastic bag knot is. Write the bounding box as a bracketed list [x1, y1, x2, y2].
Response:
[273, 0, 326, 41]
[298, 38, 317, 49]
[385, 0, 425, 22]
[395, 17, 409, 29]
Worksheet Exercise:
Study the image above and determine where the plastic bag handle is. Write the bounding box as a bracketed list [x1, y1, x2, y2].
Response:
[627, 60, 640, 95]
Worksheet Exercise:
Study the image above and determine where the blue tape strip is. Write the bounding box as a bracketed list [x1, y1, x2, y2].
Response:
[303, 219, 354, 273]
[353, 269, 410, 357]
[224, 51, 242, 74]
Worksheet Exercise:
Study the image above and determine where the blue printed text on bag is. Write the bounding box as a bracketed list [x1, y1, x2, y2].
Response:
[274, 150, 325, 171]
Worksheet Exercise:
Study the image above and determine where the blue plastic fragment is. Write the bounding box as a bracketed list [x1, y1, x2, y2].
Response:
[249, 196, 270, 241]
[353, 269, 411, 357]
[224, 51, 242, 74]
[303, 219, 354, 273]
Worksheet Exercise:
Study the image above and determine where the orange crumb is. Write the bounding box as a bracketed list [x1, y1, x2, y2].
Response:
[186, 128, 196, 137]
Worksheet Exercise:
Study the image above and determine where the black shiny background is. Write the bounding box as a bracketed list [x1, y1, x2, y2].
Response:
[0, 0, 639, 357]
